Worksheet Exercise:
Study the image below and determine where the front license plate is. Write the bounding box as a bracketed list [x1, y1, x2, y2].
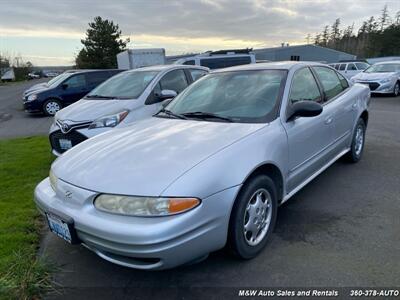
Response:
[46, 213, 73, 243]
[59, 139, 72, 150]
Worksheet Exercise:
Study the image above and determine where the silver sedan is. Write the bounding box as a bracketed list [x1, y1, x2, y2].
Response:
[34, 62, 370, 270]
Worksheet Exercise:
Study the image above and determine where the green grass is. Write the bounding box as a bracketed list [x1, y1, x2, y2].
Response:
[0, 136, 54, 299]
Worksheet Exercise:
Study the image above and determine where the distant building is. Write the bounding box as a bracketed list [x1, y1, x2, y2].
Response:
[254, 44, 356, 63]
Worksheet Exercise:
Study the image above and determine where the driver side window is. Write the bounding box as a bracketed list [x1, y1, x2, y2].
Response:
[289, 68, 322, 104]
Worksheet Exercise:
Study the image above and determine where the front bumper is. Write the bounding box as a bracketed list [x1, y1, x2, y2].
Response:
[23, 100, 42, 113]
[49, 123, 111, 156]
[34, 178, 239, 270]
[354, 81, 395, 94]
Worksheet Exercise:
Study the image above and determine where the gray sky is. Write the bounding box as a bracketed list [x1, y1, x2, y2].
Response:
[0, 0, 399, 66]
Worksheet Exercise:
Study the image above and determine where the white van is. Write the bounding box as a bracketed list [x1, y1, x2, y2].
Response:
[174, 49, 256, 69]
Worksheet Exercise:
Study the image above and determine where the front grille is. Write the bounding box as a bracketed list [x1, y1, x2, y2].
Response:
[50, 130, 87, 154]
[360, 82, 380, 91]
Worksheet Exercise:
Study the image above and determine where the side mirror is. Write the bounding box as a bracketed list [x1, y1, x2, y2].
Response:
[61, 83, 68, 90]
[157, 89, 177, 100]
[287, 101, 323, 121]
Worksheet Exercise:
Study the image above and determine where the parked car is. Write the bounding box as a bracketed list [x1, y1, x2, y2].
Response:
[49, 65, 209, 156]
[34, 62, 370, 270]
[174, 49, 256, 69]
[329, 61, 370, 79]
[350, 61, 400, 96]
[28, 71, 42, 79]
[23, 69, 122, 116]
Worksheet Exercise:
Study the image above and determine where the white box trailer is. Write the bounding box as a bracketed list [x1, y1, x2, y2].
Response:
[117, 48, 166, 69]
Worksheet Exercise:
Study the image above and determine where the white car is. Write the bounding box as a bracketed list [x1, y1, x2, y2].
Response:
[50, 65, 209, 156]
[329, 62, 370, 80]
[350, 61, 400, 96]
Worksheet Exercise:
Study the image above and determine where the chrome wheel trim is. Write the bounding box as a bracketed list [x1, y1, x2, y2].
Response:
[46, 101, 60, 115]
[243, 188, 272, 246]
[394, 83, 399, 96]
[354, 124, 364, 156]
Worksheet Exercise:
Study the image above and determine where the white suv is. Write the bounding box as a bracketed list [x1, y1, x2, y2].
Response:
[329, 62, 370, 80]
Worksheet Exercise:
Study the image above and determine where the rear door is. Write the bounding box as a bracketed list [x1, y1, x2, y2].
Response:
[312, 66, 356, 155]
[283, 67, 335, 192]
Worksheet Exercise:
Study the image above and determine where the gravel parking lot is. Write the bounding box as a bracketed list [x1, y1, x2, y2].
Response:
[0, 78, 52, 139]
[1, 81, 399, 299]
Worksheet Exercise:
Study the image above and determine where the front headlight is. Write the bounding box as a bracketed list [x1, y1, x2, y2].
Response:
[94, 194, 200, 216]
[379, 77, 392, 84]
[88, 110, 129, 129]
[27, 94, 38, 101]
[49, 169, 57, 192]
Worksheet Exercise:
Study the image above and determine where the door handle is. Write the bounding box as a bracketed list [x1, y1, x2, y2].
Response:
[324, 116, 333, 125]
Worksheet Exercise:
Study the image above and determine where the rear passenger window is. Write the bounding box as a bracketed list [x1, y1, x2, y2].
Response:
[189, 69, 207, 81]
[159, 69, 188, 93]
[347, 63, 357, 71]
[339, 64, 346, 71]
[289, 68, 322, 103]
[313, 67, 344, 100]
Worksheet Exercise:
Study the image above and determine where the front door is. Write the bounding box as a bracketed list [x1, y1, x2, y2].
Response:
[282, 67, 335, 192]
[60, 74, 88, 104]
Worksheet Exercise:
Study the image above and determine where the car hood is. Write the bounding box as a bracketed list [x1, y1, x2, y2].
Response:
[52, 117, 265, 196]
[353, 72, 396, 81]
[56, 99, 134, 123]
[24, 83, 49, 96]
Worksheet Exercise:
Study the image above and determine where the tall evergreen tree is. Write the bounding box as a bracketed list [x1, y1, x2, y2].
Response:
[75, 16, 129, 69]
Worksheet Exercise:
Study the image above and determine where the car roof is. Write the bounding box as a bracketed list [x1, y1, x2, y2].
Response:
[375, 60, 400, 65]
[212, 61, 325, 73]
[124, 64, 209, 73]
[64, 69, 120, 74]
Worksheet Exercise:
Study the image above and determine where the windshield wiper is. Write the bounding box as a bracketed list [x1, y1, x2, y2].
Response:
[181, 111, 233, 122]
[155, 108, 187, 120]
[85, 94, 115, 99]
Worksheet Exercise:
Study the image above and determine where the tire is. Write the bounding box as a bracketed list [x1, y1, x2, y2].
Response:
[345, 118, 366, 163]
[43, 99, 61, 116]
[393, 82, 400, 97]
[228, 175, 278, 259]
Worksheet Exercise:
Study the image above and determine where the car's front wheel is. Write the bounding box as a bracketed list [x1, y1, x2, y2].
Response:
[393, 81, 400, 97]
[43, 99, 61, 116]
[345, 118, 366, 163]
[228, 175, 278, 259]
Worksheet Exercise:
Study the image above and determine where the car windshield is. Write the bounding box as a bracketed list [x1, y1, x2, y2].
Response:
[364, 63, 400, 73]
[86, 70, 159, 99]
[165, 70, 286, 123]
[47, 73, 72, 87]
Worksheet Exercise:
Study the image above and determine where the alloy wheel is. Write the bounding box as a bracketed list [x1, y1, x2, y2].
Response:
[243, 188, 272, 246]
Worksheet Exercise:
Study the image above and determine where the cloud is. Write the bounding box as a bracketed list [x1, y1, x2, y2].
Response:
[0, 0, 399, 65]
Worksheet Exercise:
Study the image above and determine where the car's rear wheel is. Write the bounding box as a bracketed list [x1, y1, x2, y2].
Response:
[43, 99, 61, 116]
[393, 82, 400, 97]
[228, 175, 278, 259]
[345, 118, 366, 163]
